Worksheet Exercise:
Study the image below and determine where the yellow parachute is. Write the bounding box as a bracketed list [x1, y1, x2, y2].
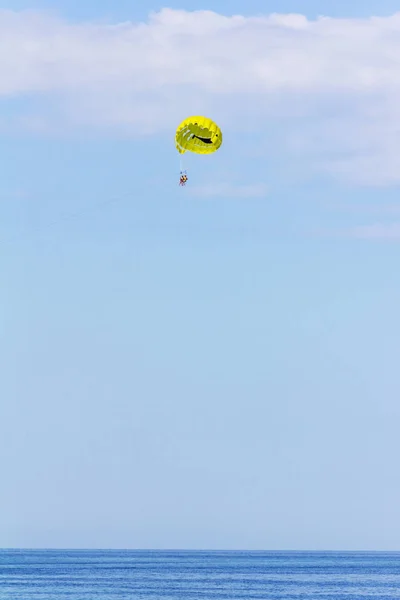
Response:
[175, 116, 222, 186]
[175, 116, 222, 155]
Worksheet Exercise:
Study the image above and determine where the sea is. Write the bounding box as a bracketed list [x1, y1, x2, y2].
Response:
[1, 550, 400, 599]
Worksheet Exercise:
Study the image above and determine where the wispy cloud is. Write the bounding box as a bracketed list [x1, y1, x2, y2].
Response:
[329, 222, 400, 239]
[0, 188, 29, 200]
[325, 202, 400, 216]
[346, 223, 400, 239]
[189, 182, 268, 198]
[2, 9, 400, 182]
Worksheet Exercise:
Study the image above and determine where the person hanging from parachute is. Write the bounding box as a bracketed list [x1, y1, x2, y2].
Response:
[175, 116, 222, 186]
[179, 171, 188, 186]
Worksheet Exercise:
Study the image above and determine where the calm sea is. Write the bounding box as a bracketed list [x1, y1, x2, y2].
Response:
[1, 550, 400, 599]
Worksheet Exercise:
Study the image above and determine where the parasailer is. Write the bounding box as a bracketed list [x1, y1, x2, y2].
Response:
[175, 116, 222, 186]
[179, 171, 188, 186]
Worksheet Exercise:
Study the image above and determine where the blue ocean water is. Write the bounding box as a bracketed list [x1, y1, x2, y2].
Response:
[1, 550, 400, 599]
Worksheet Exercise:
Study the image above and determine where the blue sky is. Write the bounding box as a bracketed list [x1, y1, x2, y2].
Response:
[1, 0, 400, 551]
[5, 0, 400, 19]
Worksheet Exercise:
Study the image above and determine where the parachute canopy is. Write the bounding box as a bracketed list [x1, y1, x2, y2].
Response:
[175, 116, 222, 155]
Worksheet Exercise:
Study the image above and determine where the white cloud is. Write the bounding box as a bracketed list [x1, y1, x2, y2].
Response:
[2, 8, 400, 182]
